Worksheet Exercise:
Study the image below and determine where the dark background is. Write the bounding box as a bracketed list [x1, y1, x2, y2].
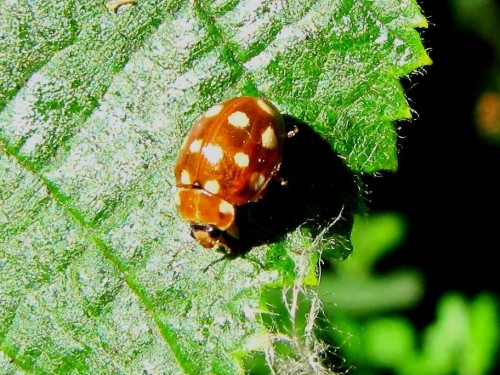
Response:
[366, 0, 500, 330]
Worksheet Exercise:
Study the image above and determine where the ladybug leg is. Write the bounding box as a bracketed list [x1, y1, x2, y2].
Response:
[276, 126, 298, 186]
[226, 221, 240, 239]
[273, 176, 288, 186]
[287, 125, 299, 138]
[217, 241, 232, 254]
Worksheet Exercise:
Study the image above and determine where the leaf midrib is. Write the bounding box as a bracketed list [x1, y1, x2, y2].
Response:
[0, 2, 278, 371]
[0, 139, 189, 374]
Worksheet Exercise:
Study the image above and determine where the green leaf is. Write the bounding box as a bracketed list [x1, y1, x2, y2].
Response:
[0, 0, 430, 373]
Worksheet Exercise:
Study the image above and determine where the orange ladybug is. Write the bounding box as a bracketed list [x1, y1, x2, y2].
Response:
[174, 97, 286, 252]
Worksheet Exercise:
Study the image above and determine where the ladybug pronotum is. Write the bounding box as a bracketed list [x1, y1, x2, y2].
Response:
[174, 96, 286, 252]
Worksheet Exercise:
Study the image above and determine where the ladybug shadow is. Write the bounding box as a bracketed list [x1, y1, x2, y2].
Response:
[230, 115, 360, 256]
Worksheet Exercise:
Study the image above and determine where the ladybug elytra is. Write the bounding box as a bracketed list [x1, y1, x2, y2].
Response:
[174, 96, 286, 252]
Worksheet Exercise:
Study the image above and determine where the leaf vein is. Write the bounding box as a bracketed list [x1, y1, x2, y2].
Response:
[195, 0, 260, 95]
[0, 138, 189, 373]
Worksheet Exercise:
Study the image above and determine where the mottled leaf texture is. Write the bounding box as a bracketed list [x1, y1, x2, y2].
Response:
[0, 0, 430, 374]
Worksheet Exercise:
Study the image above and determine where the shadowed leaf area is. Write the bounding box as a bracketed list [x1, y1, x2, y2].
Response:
[233, 118, 358, 259]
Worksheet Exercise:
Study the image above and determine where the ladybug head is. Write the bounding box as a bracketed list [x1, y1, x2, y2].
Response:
[190, 224, 227, 250]
[176, 188, 240, 252]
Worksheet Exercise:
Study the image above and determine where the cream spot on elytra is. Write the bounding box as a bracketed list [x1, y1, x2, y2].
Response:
[204, 180, 220, 194]
[250, 172, 266, 191]
[261, 126, 277, 149]
[189, 139, 202, 153]
[234, 152, 250, 168]
[228, 111, 250, 128]
[205, 104, 223, 118]
[256, 99, 275, 116]
[218, 201, 234, 215]
[202, 144, 223, 165]
[180, 170, 191, 185]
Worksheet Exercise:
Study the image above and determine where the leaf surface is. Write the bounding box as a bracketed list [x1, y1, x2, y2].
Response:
[0, 0, 430, 373]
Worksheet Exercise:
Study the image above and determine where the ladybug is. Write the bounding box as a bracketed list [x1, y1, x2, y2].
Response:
[174, 96, 286, 252]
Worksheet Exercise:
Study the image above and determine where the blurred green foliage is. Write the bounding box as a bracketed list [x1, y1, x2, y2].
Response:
[319, 213, 500, 375]
[450, 0, 500, 142]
